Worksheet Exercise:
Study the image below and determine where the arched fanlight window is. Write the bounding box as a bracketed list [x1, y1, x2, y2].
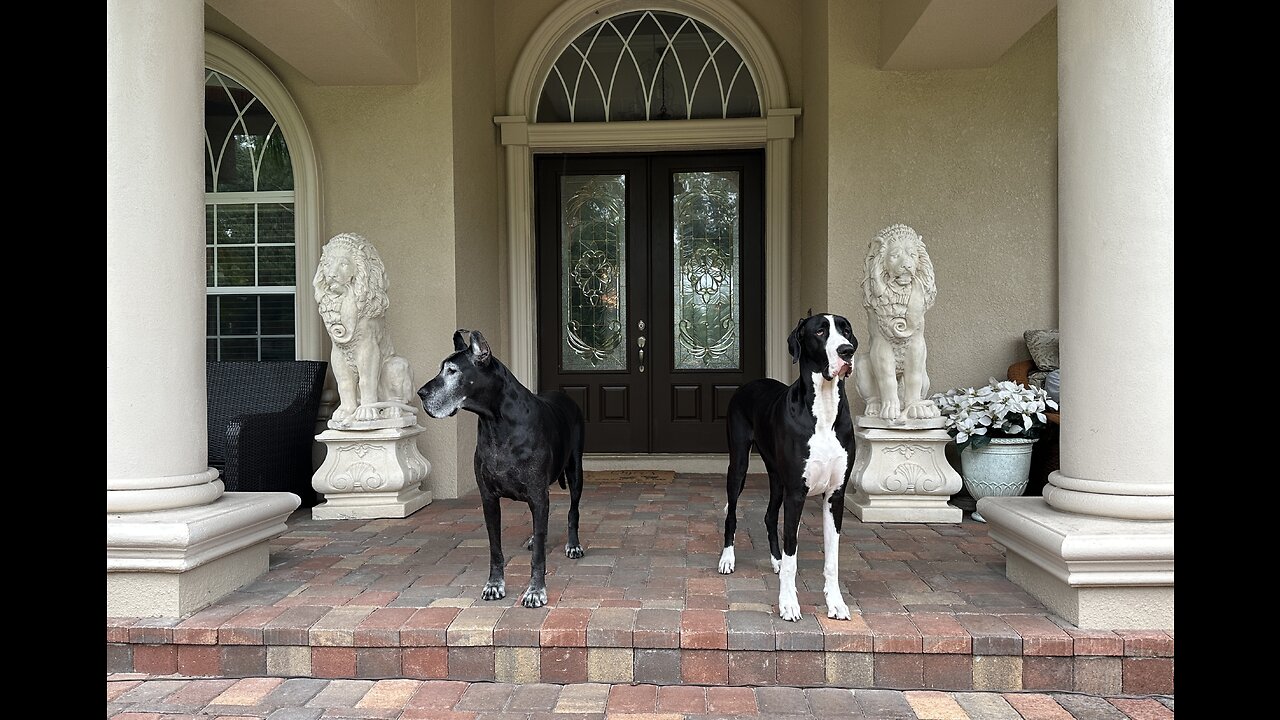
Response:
[204, 69, 297, 361]
[537, 10, 761, 122]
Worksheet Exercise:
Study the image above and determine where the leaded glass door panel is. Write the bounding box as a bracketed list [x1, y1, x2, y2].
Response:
[536, 151, 763, 453]
[538, 156, 651, 451]
[650, 153, 763, 452]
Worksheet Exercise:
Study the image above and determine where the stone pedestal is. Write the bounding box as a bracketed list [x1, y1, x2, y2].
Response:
[107, 493, 299, 616]
[311, 424, 432, 519]
[845, 416, 962, 523]
[979, 497, 1173, 628]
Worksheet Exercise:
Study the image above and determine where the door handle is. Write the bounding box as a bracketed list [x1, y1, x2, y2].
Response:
[637, 333, 646, 373]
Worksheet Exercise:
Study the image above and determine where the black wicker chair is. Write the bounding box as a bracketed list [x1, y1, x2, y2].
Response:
[207, 360, 328, 507]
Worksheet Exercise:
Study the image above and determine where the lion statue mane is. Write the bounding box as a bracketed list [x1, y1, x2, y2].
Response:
[313, 233, 416, 428]
[853, 224, 940, 421]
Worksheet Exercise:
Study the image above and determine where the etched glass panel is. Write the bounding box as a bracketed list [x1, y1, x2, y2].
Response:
[536, 10, 761, 122]
[561, 174, 627, 371]
[673, 171, 740, 370]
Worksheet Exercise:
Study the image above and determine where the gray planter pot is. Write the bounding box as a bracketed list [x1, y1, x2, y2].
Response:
[959, 437, 1037, 522]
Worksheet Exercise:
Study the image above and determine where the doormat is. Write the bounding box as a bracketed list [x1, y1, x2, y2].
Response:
[584, 470, 677, 483]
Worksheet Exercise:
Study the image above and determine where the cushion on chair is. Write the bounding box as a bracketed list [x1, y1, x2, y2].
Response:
[1023, 329, 1060, 371]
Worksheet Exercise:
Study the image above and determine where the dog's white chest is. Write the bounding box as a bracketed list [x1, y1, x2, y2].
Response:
[803, 373, 848, 497]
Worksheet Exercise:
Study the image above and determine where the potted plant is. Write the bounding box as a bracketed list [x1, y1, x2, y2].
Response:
[931, 380, 1058, 522]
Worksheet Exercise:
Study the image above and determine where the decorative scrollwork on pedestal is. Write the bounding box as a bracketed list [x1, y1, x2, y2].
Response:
[882, 461, 940, 493]
[883, 444, 929, 460]
[328, 460, 385, 492]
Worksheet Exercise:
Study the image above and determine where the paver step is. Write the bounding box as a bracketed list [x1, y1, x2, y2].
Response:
[107, 675, 1175, 719]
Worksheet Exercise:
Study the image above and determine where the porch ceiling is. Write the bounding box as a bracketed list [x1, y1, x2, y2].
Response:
[881, 0, 1057, 70]
[205, 0, 418, 85]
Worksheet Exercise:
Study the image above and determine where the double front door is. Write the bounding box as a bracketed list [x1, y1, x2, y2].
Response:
[535, 151, 764, 453]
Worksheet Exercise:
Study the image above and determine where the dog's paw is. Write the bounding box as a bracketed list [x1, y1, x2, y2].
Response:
[717, 546, 736, 574]
[770, 555, 781, 574]
[778, 595, 802, 622]
[521, 587, 548, 608]
[825, 595, 851, 620]
[481, 579, 506, 601]
[565, 543, 585, 559]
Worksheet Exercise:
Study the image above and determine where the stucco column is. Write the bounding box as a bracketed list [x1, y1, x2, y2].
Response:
[1041, 0, 1174, 521]
[107, 0, 221, 513]
[977, 0, 1173, 629]
[107, 0, 299, 616]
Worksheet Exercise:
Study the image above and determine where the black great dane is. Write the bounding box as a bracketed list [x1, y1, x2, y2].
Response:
[718, 313, 858, 621]
[418, 329, 586, 608]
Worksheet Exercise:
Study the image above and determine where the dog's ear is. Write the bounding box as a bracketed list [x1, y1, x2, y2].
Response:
[470, 330, 492, 366]
[787, 317, 805, 365]
[453, 329, 470, 352]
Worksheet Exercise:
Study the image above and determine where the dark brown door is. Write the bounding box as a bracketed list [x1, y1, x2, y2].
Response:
[536, 151, 763, 453]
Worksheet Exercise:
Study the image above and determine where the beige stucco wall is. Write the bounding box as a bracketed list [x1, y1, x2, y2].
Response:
[449, 0, 502, 495]
[822, 3, 1059, 396]
[797, 0, 830, 331]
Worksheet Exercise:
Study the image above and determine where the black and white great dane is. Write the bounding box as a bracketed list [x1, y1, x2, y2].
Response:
[718, 313, 858, 621]
[418, 329, 586, 608]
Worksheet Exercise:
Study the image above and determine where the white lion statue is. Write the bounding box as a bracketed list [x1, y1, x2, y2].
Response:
[854, 224, 940, 421]
[313, 233, 416, 429]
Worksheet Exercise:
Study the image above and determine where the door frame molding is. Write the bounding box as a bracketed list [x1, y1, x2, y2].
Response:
[496, 0, 798, 389]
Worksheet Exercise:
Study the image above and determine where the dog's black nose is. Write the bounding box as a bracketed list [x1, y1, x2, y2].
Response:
[837, 343, 855, 361]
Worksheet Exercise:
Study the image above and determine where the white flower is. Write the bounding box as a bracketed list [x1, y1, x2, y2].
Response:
[930, 380, 1055, 447]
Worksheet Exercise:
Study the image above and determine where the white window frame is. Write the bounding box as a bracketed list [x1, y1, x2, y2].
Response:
[205, 32, 324, 361]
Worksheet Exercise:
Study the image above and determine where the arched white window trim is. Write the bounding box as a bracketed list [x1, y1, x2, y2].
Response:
[205, 32, 324, 361]
[498, 0, 799, 386]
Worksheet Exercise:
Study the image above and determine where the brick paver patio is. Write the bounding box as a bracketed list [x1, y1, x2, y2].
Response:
[106, 476, 1173, 695]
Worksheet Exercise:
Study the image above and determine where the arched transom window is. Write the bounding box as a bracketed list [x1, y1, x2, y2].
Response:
[204, 69, 296, 361]
[537, 10, 761, 123]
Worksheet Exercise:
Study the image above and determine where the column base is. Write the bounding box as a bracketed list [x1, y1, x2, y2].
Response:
[979, 496, 1174, 629]
[311, 424, 432, 520]
[106, 492, 299, 616]
[846, 420, 963, 523]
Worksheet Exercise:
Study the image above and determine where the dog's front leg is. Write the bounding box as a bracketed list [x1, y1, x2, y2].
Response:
[480, 495, 506, 601]
[777, 492, 804, 622]
[822, 489, 851, 620]
[521, 488, 550, 608]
